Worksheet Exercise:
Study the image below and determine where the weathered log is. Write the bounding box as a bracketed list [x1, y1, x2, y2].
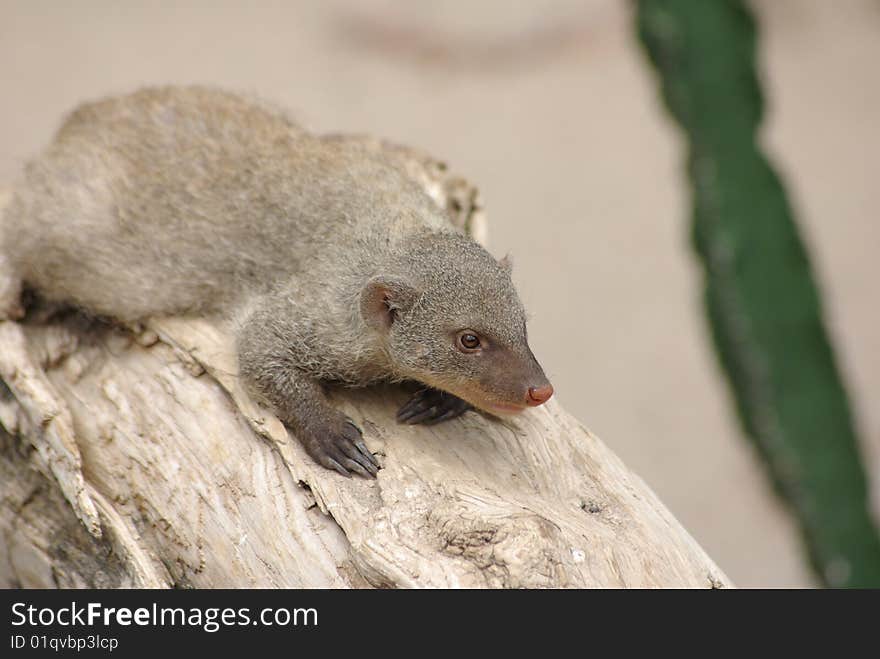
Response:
[0, 142, 730, 588]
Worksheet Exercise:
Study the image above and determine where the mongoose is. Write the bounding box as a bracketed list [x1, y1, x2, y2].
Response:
[0, 86, 554, 477]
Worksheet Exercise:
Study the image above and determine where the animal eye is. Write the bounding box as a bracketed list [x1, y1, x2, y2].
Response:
[457, 331, 481, 352]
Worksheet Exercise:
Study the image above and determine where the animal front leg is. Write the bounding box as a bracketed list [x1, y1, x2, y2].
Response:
[238, 305, 379, 478]
[247, 363, 379, 478]
[397, 387, 472, 425]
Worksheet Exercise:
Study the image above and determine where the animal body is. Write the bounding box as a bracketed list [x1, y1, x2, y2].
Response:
[0, 86, 553, 477]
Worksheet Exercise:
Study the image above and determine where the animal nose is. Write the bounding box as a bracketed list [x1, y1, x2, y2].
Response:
[527, 384, 554, 406]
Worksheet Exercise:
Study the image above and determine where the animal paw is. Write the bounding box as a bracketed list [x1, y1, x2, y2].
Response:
[397, 388, 471, 425]
[303, 417, 380, 478]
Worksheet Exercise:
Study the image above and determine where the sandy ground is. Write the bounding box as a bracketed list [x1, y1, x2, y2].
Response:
[1, 0, 877, 587]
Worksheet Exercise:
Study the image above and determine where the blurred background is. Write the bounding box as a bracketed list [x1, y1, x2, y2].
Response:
[1, 0, 877, 587]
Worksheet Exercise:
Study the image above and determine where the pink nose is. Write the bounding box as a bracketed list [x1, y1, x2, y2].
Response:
[527, 384, 554, 406]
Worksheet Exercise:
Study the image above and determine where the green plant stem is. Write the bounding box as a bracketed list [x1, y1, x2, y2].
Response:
[636, 0, 880, 586]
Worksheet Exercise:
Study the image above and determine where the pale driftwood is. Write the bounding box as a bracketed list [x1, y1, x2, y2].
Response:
[0, 142, 731, 589]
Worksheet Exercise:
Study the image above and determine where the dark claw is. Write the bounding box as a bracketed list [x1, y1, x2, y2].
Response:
[338, 422, 379, 476]
[396, 394, 434, 422]
[422, 407, 465, 426]
[360, 456, 379, 477]
[343, 422, 380, 470]
[306, 418, 380, 479]
[339, 440, 379, 477]
[399, 405, 440, 425]
[353, 438, 379, 469]
[397, 388, 471, 425]
[325, 457, 352, 478]
[342, 458, 370, 478]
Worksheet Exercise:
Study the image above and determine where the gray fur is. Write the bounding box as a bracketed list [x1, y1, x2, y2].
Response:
[0, 86, 551, 476]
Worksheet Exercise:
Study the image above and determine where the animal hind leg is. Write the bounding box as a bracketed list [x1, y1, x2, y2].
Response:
[0, 252, 24, 321]
[0, 187, 25, 320]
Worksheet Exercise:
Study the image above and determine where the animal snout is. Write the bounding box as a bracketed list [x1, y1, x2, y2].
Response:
[527, 384, 554, 406]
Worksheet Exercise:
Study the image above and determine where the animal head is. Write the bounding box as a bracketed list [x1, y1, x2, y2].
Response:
[360, 233, 553, 414]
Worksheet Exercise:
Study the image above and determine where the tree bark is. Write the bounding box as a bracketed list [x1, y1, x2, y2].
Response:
[0, 141, 731, 589]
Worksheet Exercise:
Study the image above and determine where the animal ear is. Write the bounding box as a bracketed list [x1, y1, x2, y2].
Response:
[499, 253, 513, 273]
[360, 275, 420, 331]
